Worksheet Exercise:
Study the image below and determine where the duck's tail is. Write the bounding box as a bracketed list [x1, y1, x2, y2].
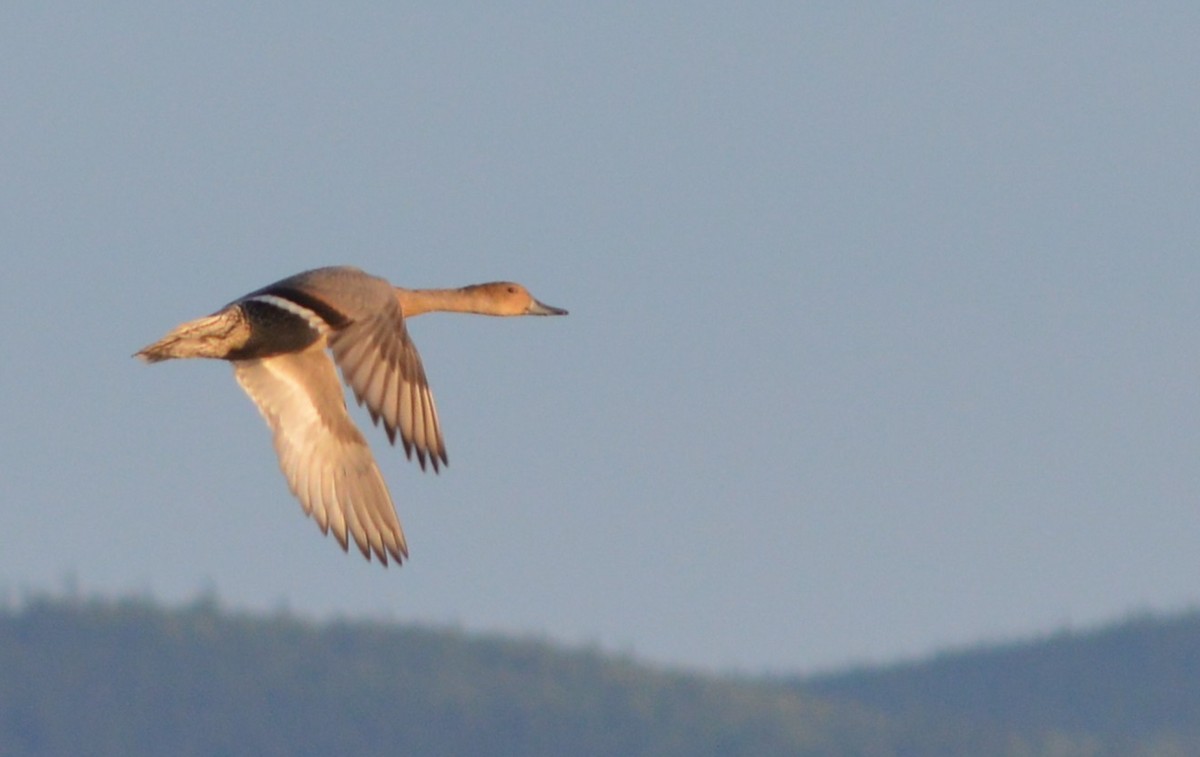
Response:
[135, 308, 247, 363]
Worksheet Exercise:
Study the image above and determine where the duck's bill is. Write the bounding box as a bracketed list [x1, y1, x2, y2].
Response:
[528, 299, 569, 316]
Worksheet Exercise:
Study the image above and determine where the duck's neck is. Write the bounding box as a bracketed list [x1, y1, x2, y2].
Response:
[395, 287, 481, 317]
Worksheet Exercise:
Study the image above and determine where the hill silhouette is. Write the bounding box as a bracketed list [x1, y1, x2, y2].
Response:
[1, 595, 1197, 755]
[803, 611, 1200, 754]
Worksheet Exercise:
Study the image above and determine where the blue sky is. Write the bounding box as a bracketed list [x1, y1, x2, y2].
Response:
[2, 4, 1199, 673]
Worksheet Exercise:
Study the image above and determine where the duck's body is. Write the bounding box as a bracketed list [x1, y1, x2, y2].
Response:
[136, 266, 566, 565]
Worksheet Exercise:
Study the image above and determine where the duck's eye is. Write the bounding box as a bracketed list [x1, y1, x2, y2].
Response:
[507, 286, 517, 294]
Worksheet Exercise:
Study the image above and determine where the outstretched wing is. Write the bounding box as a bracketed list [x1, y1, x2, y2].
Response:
[232, 343, 407, 565]
[327, 294, 448, 471]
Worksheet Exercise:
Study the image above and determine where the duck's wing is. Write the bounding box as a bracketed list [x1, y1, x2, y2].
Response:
[325, 293, 448, 472]
[232, 342, 407, 565]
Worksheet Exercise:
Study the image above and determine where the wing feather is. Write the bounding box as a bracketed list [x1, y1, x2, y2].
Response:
[328, 295, 448, 471]
[232, 344, 407, 564]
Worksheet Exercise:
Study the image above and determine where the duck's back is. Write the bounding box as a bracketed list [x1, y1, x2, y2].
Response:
[222, 267, 395, 360]
[252, 266, 393, 321]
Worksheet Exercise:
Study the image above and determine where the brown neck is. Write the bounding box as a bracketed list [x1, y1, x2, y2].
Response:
[394, 287, 480, 318]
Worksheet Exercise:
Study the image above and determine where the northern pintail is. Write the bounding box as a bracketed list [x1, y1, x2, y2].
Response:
[136, 266, 567, 566]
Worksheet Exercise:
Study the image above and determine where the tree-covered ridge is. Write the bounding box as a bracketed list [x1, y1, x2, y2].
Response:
[0, 596, 1193, 756]
[0, 596, 885, 756]
[803, 611, 1200, 754]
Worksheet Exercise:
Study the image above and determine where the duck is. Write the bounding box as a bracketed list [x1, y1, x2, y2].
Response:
[135, 265, 567, 566]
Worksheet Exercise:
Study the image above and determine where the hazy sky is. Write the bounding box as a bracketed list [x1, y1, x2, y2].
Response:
[2, 4, 1199, 674]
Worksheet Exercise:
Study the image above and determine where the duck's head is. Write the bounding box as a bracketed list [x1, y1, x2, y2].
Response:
[465, 282, 569, 317]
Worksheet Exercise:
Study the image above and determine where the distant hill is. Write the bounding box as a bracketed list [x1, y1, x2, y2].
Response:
[0, 596, 1196, 756]
[802, 611, 1200, 754]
